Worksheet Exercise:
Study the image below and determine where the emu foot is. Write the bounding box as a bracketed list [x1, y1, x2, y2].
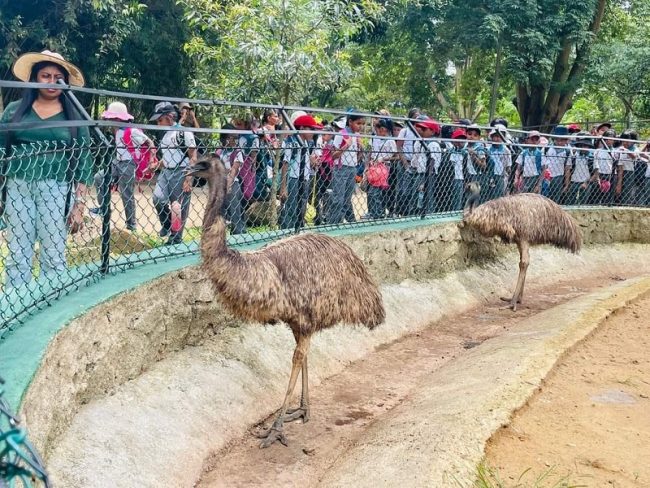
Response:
[256, 426, 288, 448]
[284, 407, 310, 423]
[500, 296, 522, 310]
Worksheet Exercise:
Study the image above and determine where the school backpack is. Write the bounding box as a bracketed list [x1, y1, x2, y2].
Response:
[122, 127, 154, 182]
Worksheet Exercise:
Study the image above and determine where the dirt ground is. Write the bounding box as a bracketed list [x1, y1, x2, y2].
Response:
[484, 294, 650, 488]
[197, 271, 643, 488]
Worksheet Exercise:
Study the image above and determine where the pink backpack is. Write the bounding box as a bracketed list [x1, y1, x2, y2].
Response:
[123, 128, 154, 182]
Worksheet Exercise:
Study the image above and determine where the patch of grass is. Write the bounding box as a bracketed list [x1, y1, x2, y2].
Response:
[472, 461, 586, 488]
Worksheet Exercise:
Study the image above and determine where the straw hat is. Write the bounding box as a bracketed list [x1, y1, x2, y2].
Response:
[101, 101, 134, 121]
[12, 50, 85, 87]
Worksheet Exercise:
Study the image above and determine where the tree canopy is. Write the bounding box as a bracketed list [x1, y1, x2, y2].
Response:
[1, 0, 646, 128]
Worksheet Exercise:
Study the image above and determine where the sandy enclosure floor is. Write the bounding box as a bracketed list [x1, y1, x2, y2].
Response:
[484, 294, 650, 487]
[197, 271, 645, 488]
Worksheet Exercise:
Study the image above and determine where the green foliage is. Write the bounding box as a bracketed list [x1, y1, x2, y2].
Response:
[179, 0, 383, 105]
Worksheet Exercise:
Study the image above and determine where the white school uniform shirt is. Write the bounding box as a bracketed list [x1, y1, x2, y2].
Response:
[371, 137, 397, 164]
[160, 125, 196, 169]
[544, 146, 572, 178]
[397, 127, 417, 161]
[333, 130, 359, 168]
[616, 146, 637, 172]
[465, 142, 485, 176]
[594, 148, 614, 175]
[569, 151, 598, 183]
[488, 144, 512, 176]
[115, 128, 150, 162]
[411, 139, 441, 174]
[450, 147, 466, 180]
[282, 137, 312, 180]
[516, 149, 544, 177]
[219, 149, 244, 179]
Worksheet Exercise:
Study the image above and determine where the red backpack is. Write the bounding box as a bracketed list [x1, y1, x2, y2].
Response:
[122, 128, 154, 182]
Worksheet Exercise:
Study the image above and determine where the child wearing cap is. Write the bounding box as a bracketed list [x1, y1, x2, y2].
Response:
[514, 132, 545, 194]
[329, 114, 365, 224]
[150, 101, 197, 245]
[487, 127, 512, 200]
[545, 126, 573, 204]
[565, 134, 599, 205]
[466, 125, 490, 202]
[448, 129, 470, 211]
[92, 101, 156, 231]
[409, 120, 441, 214]
[279, 114, 321, 229]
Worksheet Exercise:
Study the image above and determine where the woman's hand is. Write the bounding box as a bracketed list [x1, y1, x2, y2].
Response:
[67, 202, 85, 234]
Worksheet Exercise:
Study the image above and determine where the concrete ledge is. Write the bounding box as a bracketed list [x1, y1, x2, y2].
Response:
[318, 276, 650, 487]
[0, 207, 648, 481]
[44, 247, 650, 487]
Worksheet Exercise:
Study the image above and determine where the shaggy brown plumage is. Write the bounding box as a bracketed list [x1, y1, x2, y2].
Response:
[188, 156, 385, 448]
[463, 188, 582, 310]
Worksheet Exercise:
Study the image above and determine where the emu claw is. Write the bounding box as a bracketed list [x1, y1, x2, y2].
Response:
[284, 407, 310, 423]
[257, 427, 288, 448]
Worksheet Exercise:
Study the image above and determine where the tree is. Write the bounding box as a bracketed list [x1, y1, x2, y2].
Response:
[178, 0, 382, 106]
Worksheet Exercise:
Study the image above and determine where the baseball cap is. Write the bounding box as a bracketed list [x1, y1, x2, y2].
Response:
[451, 129, 467, 139]
[149, 101, 177, 121]
[415, 119, 441, 135]
[293, 114, 323, 129]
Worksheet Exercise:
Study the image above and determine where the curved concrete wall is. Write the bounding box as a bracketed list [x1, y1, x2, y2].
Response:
[19, 208, 650, 458]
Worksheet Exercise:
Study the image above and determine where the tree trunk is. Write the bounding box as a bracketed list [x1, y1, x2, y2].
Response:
[515, 0, 607, 130]
[488, 39, 502, 122]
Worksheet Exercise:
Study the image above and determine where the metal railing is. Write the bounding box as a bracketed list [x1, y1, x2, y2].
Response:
[1, 81, 649, 337]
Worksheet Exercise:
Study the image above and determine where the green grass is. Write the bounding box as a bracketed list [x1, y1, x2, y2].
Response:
[472, 462, 587, 488]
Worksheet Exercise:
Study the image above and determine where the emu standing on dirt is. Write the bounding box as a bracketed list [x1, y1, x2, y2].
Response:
[463, 183, 582, 311]
[186, 157, 385, 448]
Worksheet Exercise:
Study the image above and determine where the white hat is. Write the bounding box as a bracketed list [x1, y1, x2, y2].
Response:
[332, 117, 347, 130]
[290, 110, 307, 124]
[12, 50, 85, 87]
[101, 101, 134, 121]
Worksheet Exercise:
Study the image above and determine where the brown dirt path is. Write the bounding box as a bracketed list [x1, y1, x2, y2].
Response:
[197, 271, 639, 488]
[484, 294, 650, 488]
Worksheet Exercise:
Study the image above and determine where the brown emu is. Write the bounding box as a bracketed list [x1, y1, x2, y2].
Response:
[187, 157, 385, 448]
[463, 183, 582, 311]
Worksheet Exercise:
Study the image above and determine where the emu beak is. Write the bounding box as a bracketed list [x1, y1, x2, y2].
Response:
[185, 160, 209, 176]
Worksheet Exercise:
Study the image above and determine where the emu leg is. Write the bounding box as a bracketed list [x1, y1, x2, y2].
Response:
[284, 357, 310, 423]
[509, 241, 530, 311]
[258, 334, 311, 448]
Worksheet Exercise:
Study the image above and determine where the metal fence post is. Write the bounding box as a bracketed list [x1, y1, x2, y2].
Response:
[57, 80, 112, 274]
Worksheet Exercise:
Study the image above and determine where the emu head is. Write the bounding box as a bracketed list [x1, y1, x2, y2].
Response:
[463, 181, 481, 217]
[185, 156, 216, 179]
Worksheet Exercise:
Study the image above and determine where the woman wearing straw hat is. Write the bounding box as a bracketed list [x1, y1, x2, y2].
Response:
[0, 50, 93, 289]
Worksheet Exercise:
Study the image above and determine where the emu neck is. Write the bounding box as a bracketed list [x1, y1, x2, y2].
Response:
[201, 171, 229, 258]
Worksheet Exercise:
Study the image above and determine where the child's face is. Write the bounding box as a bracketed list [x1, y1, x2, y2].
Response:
[490, 134, 502, 145]
[453, 140, 465, 148]
[555, 137, 568, 146]
[349, 118, 365, 133]
[421, 128, 434, 138]
[322, 133, 333, 142]
[375, 126, 389, 137]
[224, 135, 236, 147]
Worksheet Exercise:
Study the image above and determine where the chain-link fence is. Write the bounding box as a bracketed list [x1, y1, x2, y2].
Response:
[0, 377, 50, 487]
[1, 82, 649, 337]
